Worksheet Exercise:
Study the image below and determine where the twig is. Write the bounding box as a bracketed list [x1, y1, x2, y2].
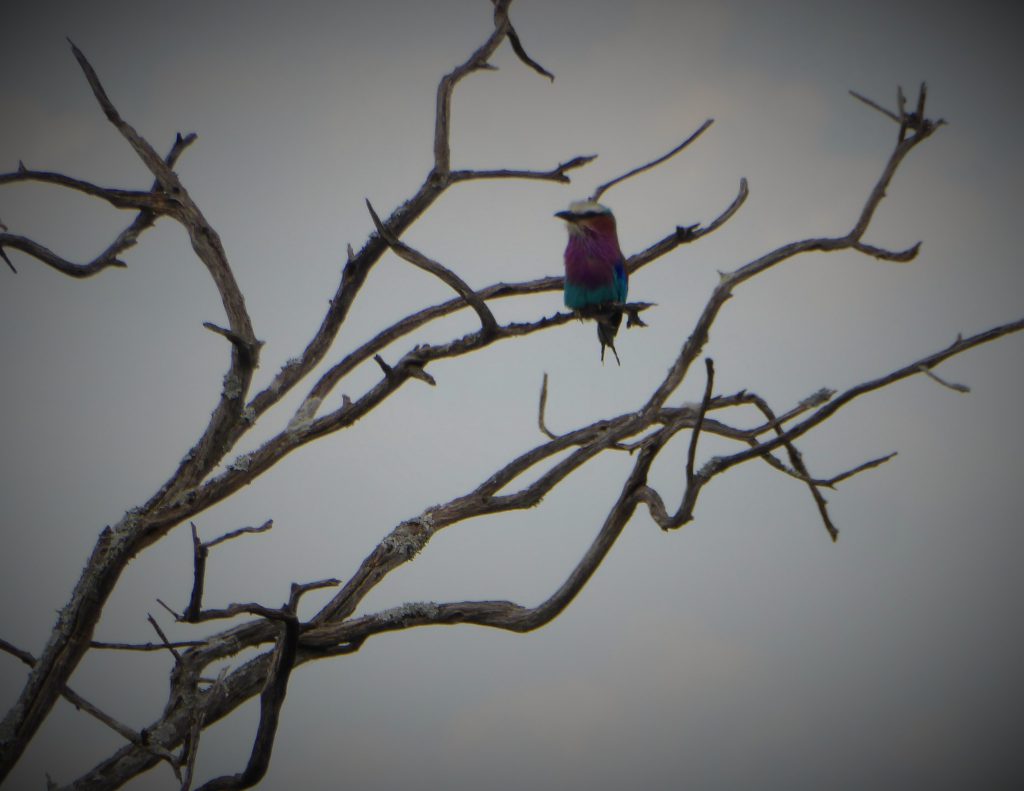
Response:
[747, 387, 835, 436]
[740, 391, 839, 541]
[849, 89, 900, 122]
[147, 614, 182, 663]
[0, 133, 197, 278]
[537, 373, 558, 439]
[156, 598, 182, 621]
[0, 638, 181, 776]
[184, 523, 209, 623]
[68, 39, 180, 189]
[434, 0, 517, 176]
[366, 199, 498, 335]
[852, 239, 921, 263]
[192, 582, 334, 790]
[89, 640, 207, 651]
[685, 359, 715, 486]
[202, 322, 263, 367]
[0, 638, 35, 666]
[917, 364, 970, 393]
[205, 520, 274, 550]
[180, 668, 228, 791]
[450, 154, 596, 184]
[591, 119, 714, 202]
[701, 320, 1024, 475]
[0, 246, 15, 273]
[0, 233, 128, 277]
[626, 178, 748, 273]
[820, 452, 899, 487]
[0, 169, 166, 210]
[498, 2, 554, 81]
[185, 520, 273, 622]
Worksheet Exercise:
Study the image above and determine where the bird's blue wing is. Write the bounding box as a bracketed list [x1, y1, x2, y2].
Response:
[612, 259, 628, 303]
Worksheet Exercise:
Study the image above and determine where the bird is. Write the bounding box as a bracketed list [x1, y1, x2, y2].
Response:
[555, 199, 628, 363]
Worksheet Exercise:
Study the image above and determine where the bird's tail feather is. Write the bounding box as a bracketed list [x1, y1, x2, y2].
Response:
[597, 309, 622, 365]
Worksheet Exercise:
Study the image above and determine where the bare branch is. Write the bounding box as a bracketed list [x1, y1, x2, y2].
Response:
[917, 364, 970, 393]
[184, 520, 284, 623]
[591, 119, 714, 202]
[309, 439, 663, 645]
[0, 133, 197, 278]
[180, 668, 227, 791]
[627, 178, 748, 274]
[192, 581, 333, 791]
[739, 391, 840, 540]
[450, 154, 596, 184]
[820, 452, 899, 487]
[184, 523, 209, 623]
[366, 199, 498, 335]
[0, 169, 162, 209]
[434, 0, 517, 176]
[497, 1, 555, 81]
[853, 239, 921, 263]
[703, 319, 1024, 475]
[0, 638, 35, 666]
[537, 373, 558, 440]
[746, 387, 836, 436]
[156, 598, 182, 621]
[67, 39, 180, 190]
[146, 614, 182, 663]
[849, 89, 900, 122]
[204, 520, 274, 550]
[89, 640, 207, 652]
[685, 359, 715, 487]
[0, 233, 128, 277]
[201, 323, 263, 367]
[0, 246, 14, 273]
[0, 639, 182, 777]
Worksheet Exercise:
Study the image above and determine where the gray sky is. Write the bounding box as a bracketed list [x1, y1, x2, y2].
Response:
[2, 1, 1023, 788]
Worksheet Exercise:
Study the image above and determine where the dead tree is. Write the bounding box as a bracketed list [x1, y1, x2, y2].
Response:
[1, 2, 1021, 788]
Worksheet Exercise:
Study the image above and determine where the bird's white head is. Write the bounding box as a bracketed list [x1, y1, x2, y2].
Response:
[555, 200, 616, 237]
[555, 199, 613, 222]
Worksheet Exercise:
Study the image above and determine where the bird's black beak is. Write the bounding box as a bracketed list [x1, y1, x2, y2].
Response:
[554, 210, 576, 222]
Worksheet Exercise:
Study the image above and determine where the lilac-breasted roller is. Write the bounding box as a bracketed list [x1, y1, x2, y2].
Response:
[555, 200, 628, 363]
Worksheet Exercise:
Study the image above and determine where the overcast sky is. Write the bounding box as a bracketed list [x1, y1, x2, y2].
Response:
[2, 1, 1023, 789]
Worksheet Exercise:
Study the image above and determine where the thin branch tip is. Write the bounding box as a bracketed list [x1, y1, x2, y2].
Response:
[591, 119, 714, 202]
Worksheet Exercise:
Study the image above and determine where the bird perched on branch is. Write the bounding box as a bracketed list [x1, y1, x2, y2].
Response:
[556, 200, 628, 363]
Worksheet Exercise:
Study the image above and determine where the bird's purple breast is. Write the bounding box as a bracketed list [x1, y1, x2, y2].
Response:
[564, 232, 622, 288]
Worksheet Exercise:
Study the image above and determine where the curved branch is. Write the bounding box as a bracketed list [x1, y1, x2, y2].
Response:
[715, 319, 1024, 471]
[591, 119, 714, 202]
[366, 199, 498, 335]
[0, 233, 128, 277]
[499, 1, 554, 82]
[434, 0, 516, 176]
[310, 437, 662, 645]
[0, 168, 162, 210]
[68, 40, 181, 191]
[627, 178, 748, 274]
[0, 133, 197, 278]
